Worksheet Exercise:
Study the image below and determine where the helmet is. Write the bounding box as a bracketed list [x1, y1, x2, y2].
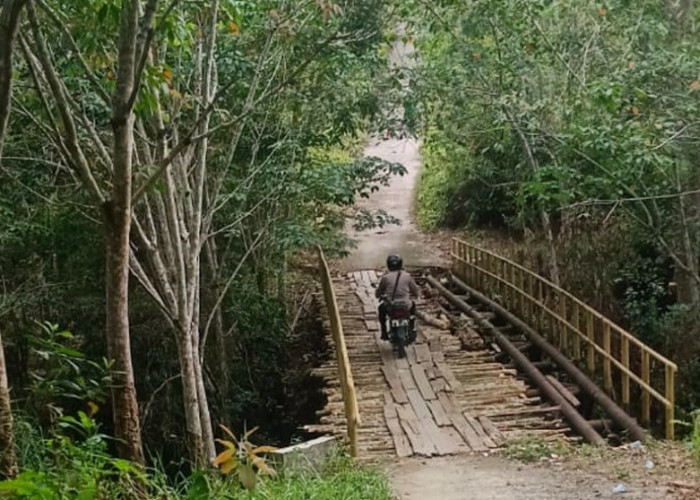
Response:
[386, 254, 403, 271]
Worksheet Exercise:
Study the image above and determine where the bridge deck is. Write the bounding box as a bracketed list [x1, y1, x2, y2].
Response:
[307, 270, 570, 460]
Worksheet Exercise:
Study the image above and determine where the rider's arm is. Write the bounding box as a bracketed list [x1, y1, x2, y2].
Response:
[408, 277, 421, 298]
[375, 276, 388, 299]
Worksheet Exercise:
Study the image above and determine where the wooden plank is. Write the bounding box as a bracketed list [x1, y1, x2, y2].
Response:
[395, 403, 435, 457]
[415, 344, 432, 364]
[406, 389, 463, 455]
[425, 366, 437, 380]
[365, 319, 379, 331]
[442, 426, 471, 454]
[406, 344, 417, 365]
[429, 336, 443, 352]
[381, 365, 409, 404]
[438, 392, 486, 452]
[397, 366, 418, 392]
[368, 270, 379, 285]
[427, 399, 451, 426]
[545, 375, 580, 407]
[432, 351, 445, 363]
[478, 416, 505, 446]
[430, 377, 449, 393]
[434, 361, 462, 391]
[383, 393, 412, 457]
[465, 414, 498, 448]
[410, 364, 437, 401]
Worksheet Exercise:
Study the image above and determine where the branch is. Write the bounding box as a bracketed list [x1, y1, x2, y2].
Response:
[200, 223, 270, 362]
[561, 189, 700, 209]
[23, 5, 105, 203]
[34, 0, 111, 106]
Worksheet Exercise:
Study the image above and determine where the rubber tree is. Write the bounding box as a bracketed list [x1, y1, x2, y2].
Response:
[0, 0, 28, 478]
[19, 0, 150, 464]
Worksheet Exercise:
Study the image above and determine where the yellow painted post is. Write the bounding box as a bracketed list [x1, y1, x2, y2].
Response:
[558, 294, 568, 354]
[536, 280, 544, 332]
[603, 321, 612, 393]
[528, 274, 535, 325]
[621, 336, 630, 408]
[517, 268, 525, 318]
[317, 246, 360, 457]
[572, 302, 581, 361]
[586, 312, 595, 373]
[641, 350, 650, 427]
[665, 364, 675, 439]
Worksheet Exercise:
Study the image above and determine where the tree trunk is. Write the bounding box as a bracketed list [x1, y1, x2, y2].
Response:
[0, 0, 27, 158]
[0, 328, 18, 478]
[0, 0, 27, 479]
[176, 325, 205, 465]
[105, 0, 144, 465]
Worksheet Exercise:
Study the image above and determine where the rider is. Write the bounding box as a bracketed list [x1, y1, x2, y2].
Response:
[375, 254, 420, 341]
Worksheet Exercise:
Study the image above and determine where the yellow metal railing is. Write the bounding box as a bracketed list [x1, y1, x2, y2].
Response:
[451, 238, 677, 439]
[317, 246, 361, 456]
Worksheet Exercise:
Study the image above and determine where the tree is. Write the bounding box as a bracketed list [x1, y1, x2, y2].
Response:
[19, 0, 147, 463]
[0, 0, 28, 478]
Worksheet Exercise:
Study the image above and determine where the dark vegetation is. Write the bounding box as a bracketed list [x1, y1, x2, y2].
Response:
[406, 0, 700, 424]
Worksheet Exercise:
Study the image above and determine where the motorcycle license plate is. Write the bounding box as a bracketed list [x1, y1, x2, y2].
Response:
[391, 319, 409, 327]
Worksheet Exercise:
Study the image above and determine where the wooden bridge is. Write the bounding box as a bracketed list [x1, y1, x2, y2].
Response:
[306, 239, 677, 460]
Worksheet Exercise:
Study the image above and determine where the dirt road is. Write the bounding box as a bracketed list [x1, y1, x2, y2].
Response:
[387, 455, 670, 500]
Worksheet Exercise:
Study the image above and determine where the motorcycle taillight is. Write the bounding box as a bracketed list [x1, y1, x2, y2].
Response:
[390, 308, 410, 319]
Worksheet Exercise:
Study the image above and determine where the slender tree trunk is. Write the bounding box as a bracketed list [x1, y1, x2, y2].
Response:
[106, 0, 144, 464]
[176, 325, 205, 464]
[0, 0, 26, 158]
[204, 239, 229, 406]
[0, 328, 17, 478]
[0, 0, 26, 479]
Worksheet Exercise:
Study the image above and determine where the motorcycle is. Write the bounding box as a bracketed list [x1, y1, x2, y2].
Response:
[383, 300, 416, 359]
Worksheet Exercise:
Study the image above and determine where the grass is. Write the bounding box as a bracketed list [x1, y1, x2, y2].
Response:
[152, 454, 393, 500]
[503, 436, 572, 462]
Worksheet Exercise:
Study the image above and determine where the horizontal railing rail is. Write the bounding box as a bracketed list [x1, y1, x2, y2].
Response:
[451, 238, 677, 439]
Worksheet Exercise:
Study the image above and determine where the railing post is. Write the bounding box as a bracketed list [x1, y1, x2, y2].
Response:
[558, 294, 568, 354]
[641, 350, 650, 427]
[586, 312, 595, 373]
[621, 336, 630, 408]
[665, 365, 675, 439]
[572, 302, 581, 361]
[317, 246, 360, 457]
[603, 321, 612, 393]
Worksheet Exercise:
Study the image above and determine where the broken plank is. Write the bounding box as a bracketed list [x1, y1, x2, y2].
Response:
[465, 414, 498, 449]
[438, 392, 486, 452]
[383, 393, 412, 457]
[406, 388, 464, 455]
[434, 361, 462, 391]
[478, 416, 505, 446]
[427, 399, 452, 427]
[430, 377, 449, 394]
[410, 363, 437, 401]
[395, 403, 436, 457]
